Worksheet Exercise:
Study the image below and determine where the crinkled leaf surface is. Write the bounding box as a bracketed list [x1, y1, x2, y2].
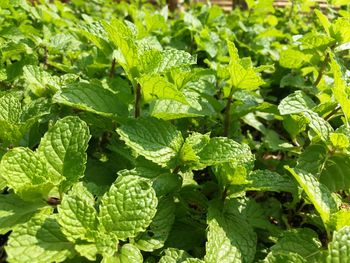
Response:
[138, 74, 188, 104]
[37, 116, 90, 190]
[135, 196, 175, 251]
[116, 244, 143, 263]
[270, 228, 322, 263]
[327, 226, 350, 263]
[53, 82, 128, 118]
[6, 215, 74, 263]
[57, 183, 98, 242]
[117, 117, 184, 167]
[0, 194, 45, 234]
[285, 166, 338, 228]
[99, 174, 157, 240]
[0, 147, 53, 200]
[204, 201, 257, 263]
[195, 137, 254, 170]
[158, 248, 192, 263]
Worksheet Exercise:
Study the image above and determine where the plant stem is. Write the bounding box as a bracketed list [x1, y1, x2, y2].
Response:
[324, 105, 341, 121]
[109, 58, 116, 78]
[134, 83, 141, 118]
[288, 0, 295, 20]
[313, 52, 330, 87]
[223, 88, 234, 137]
[172, 165, 181, 174]
[43, 46, 48, 69]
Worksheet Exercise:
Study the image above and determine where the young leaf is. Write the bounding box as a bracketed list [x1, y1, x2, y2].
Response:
[138, 75, 188, 104]
[117, 117, 184, 167]
[102, 19, 138, 73]
[99, 174, 157, 240]
[315, 9, 331, 36]
[225, 41, 264, 91]
[37, 116, 90, 191]
[329, 52, 350, 122]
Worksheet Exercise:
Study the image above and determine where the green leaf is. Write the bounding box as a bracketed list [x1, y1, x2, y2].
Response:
[0, 147, 53, 200]
[102, 19, 137, 72]
[6, 215, 75, 263]
[204, 201, 257, 263]
[327, 226, 350, 263]
[135, 196, 175, 251]
[226, 41, 264, 90]
[53, 82, 128, 118]
[158, 248, 192, 263]
[22, 65, 59, 96]
[74, 243, 98, 261]
[195, 137, 254, 170]
[138, 75, 188, 104]
[99, 174, 158, 240]
[0, 93, 21, 123]
[319, 155, 350, 192]
[0, 94, 24, 144]
[330, 53, 350, 122]
[0, 194, 45, 234]
[270, 228, 322, 263]
[331, 18, 350, 44]
[263, 251, 307, 263]
[315, 9, 331, 36]
[179, 132, 210, 164]
[285, 166, 338, 228]
[279, 48, 309, 69]
[296, 144, 328, 174]
[150, 93, 215, 120]
[139, 49, 196, 74]
[57, 183, 98, 242]
[245, 170, 297, 193]
[278, 91, 316, 115]
[299, 33, 334, 50]
[279, 91, 333, 141]
[152, 173, 182, 196]
[229, 62, 265, 90]
[37, 116, 90, 190]
[117, 117, 184, 167]
[116, 244, 143, 263]
[330, 133, 349, 149]
[332, 210, 350, 231]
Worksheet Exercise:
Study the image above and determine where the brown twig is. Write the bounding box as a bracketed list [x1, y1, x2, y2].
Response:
[109, 58, 116, 78]
[313, 52, 330, 87]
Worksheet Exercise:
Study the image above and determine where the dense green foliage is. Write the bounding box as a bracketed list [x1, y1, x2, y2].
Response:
[1, 0, 350, 262]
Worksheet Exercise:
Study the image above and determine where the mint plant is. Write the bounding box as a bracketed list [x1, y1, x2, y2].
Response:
[1, 0, 350, 262]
